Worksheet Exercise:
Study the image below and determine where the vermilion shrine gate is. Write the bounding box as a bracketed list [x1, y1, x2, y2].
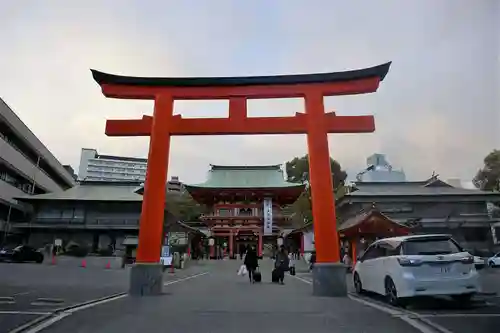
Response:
[91, 62, 391, 296]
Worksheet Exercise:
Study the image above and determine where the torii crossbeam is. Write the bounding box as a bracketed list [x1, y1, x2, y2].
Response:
[91, 62, 391, 297]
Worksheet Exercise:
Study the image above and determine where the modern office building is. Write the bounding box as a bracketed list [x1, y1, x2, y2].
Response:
[78, 148, 185, 192]
[77, 148, 147, 182]
[0, 98, 76, 239]
[355, 153, 407, 182]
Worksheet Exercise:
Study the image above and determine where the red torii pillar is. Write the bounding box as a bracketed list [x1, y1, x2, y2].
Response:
[90, 62, 391, 296]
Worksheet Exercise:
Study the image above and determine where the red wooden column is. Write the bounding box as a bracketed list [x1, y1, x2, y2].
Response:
[305, 92, 341, 263]
[229, 231, 234, 258]
[136, 95, 173, 263]
[300, 232, 305, 257]
[351, 239, 357, 265]
[258, 233, 263, 257]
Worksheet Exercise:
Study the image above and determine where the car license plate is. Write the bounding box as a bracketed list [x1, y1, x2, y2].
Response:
[440, 265, 451, 273]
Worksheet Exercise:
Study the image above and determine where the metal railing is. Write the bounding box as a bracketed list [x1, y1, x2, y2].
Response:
[200, 212, 289, 219]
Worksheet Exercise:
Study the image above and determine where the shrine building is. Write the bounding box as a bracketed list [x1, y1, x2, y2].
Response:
[184, 164, 305, 259]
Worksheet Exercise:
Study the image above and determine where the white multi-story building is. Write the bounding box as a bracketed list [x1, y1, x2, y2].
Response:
[356, 153, 407, 182]
[1, 98, 76, 238]
[78, 148, 147, 182]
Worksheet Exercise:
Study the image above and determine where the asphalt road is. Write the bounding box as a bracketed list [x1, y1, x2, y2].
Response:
[3, 259, 498, 333]
[293, 267, 500, 333]
[19, 259, 423, 333]
[0, 260, 130, 333]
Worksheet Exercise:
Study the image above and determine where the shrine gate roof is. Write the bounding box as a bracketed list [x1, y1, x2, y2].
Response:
[91, 62, 391, 88]
[338, 209, 409, 238]
[185, 164, 305, 190]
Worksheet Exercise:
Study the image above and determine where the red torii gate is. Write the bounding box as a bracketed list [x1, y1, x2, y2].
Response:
[91, 62, 391, 296]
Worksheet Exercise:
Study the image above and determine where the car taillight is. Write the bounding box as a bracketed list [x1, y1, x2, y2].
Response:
[397, 257, 423, 266]
[460, 256, 474, 264]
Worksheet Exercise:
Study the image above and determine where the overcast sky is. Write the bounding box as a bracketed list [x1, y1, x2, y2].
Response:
[1, 1, 498, 184]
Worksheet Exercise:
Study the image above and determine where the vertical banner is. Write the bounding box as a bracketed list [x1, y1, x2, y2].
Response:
[263, 197, 273, 235]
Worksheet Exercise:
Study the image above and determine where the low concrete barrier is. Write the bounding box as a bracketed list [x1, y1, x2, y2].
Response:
[45, 256, 123, 269]
[45, 255, 195, 270]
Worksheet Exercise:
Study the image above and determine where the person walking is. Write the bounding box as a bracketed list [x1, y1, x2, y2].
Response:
[243, 245, 258, 283]
[274, 246, 290, 285]
[309, 250, 316, 272]
[343, 252, 353, 273]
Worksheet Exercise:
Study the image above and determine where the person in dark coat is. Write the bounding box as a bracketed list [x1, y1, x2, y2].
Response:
[309, 250, 316, 271]
[243, 246, 259, 283]
[274, 246, 290, 285]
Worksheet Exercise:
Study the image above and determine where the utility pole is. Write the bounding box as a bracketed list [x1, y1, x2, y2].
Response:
[31, 156, 41, 195]
[2, 205, 12, 245]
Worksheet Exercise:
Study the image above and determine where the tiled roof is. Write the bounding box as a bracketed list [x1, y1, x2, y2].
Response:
[15, 182, 144, 202]
[345, 181, 500, 197]
[338, 209, 406, 232]
[185, 165, 304, 189]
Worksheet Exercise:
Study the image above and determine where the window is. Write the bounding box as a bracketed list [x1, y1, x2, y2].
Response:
[402, 237, 462, 255]
[37, 209, 62, 219]
[378, 242, 401, 256]
[238, 208, 252, 216]
[462, 227, 490, 242]
[361, 244, 385, 260]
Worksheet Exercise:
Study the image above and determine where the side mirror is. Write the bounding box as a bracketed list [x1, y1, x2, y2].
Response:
[356, 255, 362, 262]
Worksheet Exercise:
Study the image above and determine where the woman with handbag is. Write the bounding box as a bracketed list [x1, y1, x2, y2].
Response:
[243, 246, 258, 283]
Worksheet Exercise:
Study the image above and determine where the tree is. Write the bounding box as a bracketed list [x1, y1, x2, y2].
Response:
[473, 150, 500, 192]
[285, 154, 348, 225]
[285, 154, 347, 189]
[166, 191, 207, 222]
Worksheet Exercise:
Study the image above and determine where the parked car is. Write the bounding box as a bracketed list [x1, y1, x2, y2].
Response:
[353, 234, 479, 307]
[488, 253, 500, 267]
[0, 245, 44, 263]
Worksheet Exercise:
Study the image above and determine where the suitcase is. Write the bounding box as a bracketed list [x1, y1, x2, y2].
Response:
[253, 269, 262, 283]
[289, 266, 296, 276]
[271, 268, 279, 283]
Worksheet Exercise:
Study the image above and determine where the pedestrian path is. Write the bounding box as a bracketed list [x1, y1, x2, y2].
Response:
[42, 259, 422, 333]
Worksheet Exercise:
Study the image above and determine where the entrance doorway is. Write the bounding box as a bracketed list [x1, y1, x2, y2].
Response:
[236, 231, 257, 259]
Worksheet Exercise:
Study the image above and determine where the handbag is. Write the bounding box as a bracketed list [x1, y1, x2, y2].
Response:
[237, 264, 248, 276]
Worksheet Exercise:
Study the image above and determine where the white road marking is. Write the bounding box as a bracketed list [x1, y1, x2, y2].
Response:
[0, 297, 15, 301]
[0, 311, 51, 315]
[164, 272, 209, 286]
[417, 313, 500, 318]
[290, 275, 312, 284]
[16, 271, 209, 333]
[12, 291, 32, 297]
[21, 313, 71, 333]
[291, 274, 452, 333]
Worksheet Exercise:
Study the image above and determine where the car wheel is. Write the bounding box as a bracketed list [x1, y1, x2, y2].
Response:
[35, 256, 44, 264]
[384, 277, 401, 307]
[489, 261, 495, 268]
[353, 273, 364, 294]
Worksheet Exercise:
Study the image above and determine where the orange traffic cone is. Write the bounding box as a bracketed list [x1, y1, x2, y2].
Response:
[81, 259, 87, 268]
[51, 255, 56, 265]
[105, 261, 111, 269]
[169, 263, 175, 273]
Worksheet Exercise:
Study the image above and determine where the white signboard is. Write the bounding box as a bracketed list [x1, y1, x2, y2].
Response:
[54, 239, 62, 246]
[160, 245, 172, 266]
[263, 197, 273, 235]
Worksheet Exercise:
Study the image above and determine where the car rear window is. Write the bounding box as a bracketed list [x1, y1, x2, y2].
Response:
[402, 238, 462, 255]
